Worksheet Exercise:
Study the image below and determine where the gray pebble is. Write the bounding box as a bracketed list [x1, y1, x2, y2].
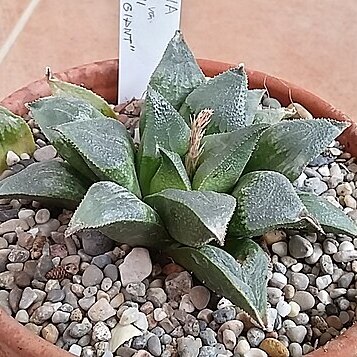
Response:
[82, 265, 104, 287]
[101, 278, 113, 292]
[316, 275, 332, 290]
[147, 335, 162, 356]
[52, 310, 70, 324]
[30, 305, 54, 324]
[79, 296, 96, 311]
[269, 272, 287, 289]
[47, 289, 65, 303]
[333, 251, 357, 262]
[132, 335, 148, 349]
[8, 246, 29, 263]
[246, 327, 265, 347]
[79, 230, 113, 256]
[304, 177, 327, 195]
[320, 255, 334, 275]
[212, 307, 236, 324]
[323, 239, 338, 254]
[292, 291, 315, 311]
[92, 254, 111, 269]
[267, 287, 283, 305]
[33, 145, 57, 161]
[103, 264, 118, 281]
[289, 235, 313, 259]
[198, 346, 216, 357]
[68, 344, 82, 356]
[200, 328, 217, 346]
[82, 346, 96, 356]
[271, 242, 288, 257]
[289, 273, 309, 290]
[177, 336, 202, 357]
[289, 342, 303, 357]
[92, 321, 111, 342]
[126, 282, 146, 297]
[70, 318, 92, 338]
[305, 243, 323, 264]
[19, 287, 37, 309]
[338, 272, 354, 288]
[286, 325, 307, 343]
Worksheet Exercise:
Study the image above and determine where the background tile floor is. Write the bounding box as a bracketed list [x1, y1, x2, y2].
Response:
[1, 0, 357, 119]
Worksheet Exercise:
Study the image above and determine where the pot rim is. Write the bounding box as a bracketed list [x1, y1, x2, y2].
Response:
[0, 58, 357, 357]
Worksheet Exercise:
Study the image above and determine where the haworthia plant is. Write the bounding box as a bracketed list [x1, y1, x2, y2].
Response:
[298, 191, 357, 236]
[47, 73, 117, 118]
[0, 161, 87, 209]
[137, 86, 190, 195]
[229, 171, 309, 237]
[168, 242, 268, 327]
[0, 106, 35, 173]
[244, 119, 349, 181]
[54, 117, 141, 197]
[1, 32, 355, 327]
[149, 148, 191, 195]
[180, 65, 248, 133]
[145, 189, 236, 247]
[66, 181, 170, 247]
[149, 30, 205, 110]
[29, 96, 105, 182]
[192, 124, 269, 192]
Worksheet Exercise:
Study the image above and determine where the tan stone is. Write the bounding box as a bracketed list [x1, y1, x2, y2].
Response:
[260, 338, 289, 357]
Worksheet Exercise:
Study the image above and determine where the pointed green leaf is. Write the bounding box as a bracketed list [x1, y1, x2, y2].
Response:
[167, 243, 267, 327]
[30, 96, 105, 181]
[192, 124, 269, 192]
[229, 171, 307, 237]
[0, 161, 87, 209]
[149, 31, 205, 109]
[29, 96, 104, 142]
[67, 181, 170, 247]
[54, 117, 141, 197]
[137, 87, 190, 195]
[244, 119, 349, 181]
[253, 107, 295, 125]
[48, 76, 117, 118]
[0, 106, 35, 172]
[149, 148, 191, 195]
[145, 189, 236, 247]
[245, 89, 265, 125]
[298, 191, 357, 236]
[180, 66, 248, 133]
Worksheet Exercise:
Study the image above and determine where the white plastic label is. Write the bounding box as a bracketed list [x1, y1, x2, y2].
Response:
[119, 0, 182, 103]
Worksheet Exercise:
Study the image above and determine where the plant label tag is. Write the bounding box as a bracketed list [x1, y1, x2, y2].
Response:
[119, 0, 182, 103]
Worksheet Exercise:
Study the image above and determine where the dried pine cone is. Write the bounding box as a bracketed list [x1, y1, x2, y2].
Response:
[45, 265, 73, 281]
[31, 234, 46, 259]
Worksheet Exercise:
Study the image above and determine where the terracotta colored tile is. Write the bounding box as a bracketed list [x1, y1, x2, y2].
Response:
[0, 0, 30, 46]
[1, 0, 357, 121]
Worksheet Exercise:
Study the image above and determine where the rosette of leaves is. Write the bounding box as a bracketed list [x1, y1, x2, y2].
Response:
[0, 31, 356, 327]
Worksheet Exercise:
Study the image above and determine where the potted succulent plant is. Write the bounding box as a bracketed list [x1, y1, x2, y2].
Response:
[1, 31, 357, 357]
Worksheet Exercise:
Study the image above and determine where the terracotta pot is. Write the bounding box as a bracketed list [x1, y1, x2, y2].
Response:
[1, 59, 357, 357]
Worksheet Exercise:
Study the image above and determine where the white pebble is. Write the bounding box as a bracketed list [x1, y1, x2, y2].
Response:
[244, 348, 268, 357]
[20, 153, 30, 160]
[288, 302, 300, 318]
[316, 275, 332, 290]
[276, 300, 291, 317]
[35, 208, 51, 224]
[339, 241, 355, 252]
[234, 339, 250, 355]
[69, 344, 82, 356]
[6, 151, 20, 166]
